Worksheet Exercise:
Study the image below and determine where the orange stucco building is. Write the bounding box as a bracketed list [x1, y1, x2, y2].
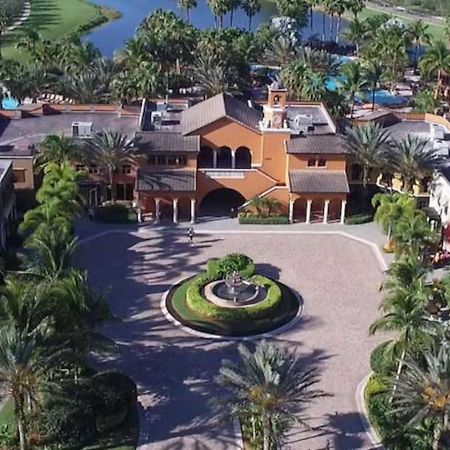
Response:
[124, 86, 349, 224]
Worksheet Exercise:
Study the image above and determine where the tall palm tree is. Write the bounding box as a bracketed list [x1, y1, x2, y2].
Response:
[347, 0, 365, 18]
[363, 60, 385, 111]
[264, 36, 297, 67]
[226, 0, 241, 26]
[370, 277, 435, 401]
[208, 0, 228, 28]
[407, 20, 431, 73]
[389, 135, 438, 194]
[331, 0, 346, 44]
[16, 27, 42, 55]
[216, 341, 325, 450]
[241, 0, 261, 30]
[372, 193, 416, 248]
[0, 325, 65, 450]
[281, 60, 313, 100]
[192, 54, 229, 98]
[420, 40, 450, 99]
[340, 62, 366, 118]
[342, 17, 368, 56]
[344, 122, 391, 191]
[394, 344, 450, 450]
[177, 0, 198, 23]
[393, 212, 438, 257]
[87, 131, 135, 204]
[36, 135, 81, 168]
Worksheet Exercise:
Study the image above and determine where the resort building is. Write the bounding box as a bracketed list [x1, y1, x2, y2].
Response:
[131, 85, 349, 223]
[0, 160, 17, 249]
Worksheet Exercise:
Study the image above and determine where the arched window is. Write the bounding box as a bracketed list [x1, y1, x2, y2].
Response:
[235, 147, 252, 169]
[217, 147, 232, 168]
[198, 146, 214, 168]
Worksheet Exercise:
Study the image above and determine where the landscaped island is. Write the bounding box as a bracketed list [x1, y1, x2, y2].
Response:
[166, 253, 300, 336]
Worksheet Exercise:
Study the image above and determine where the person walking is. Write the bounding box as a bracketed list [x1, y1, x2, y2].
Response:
[187, 227, 195, 245]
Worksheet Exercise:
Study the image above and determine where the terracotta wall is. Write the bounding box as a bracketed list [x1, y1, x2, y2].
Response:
[260, 132, 291, 182]
[288, 154, 346, 171]
[195, 118, 263, 165]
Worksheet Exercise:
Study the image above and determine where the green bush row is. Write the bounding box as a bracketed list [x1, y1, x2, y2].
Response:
[186, 274, 282, 321]
[239, 215, 290, 225]
[370, 342, 397, 376]
[345, 213, 373, 225]
[94, 204, 137, 223]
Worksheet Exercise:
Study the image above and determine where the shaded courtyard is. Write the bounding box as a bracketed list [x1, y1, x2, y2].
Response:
[75, 227, 386, 450]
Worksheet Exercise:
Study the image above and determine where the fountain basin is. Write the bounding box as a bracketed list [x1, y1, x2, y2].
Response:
[204, 280, 267, 308]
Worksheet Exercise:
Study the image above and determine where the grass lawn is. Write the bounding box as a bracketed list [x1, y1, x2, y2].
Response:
[0, 398, 14, 426]
[167, 277, 300, 336]
[2, 0, 119, 62]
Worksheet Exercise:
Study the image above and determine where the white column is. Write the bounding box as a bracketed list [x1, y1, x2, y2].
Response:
[305, 199, 312, 224]
[213, 150, 218, 168]
[323, 200, 330, 224]
[155, 198, 161, 224]
[289, 199, 294, 223]
[173, 198, 179, 224]
[231, 150, 236, 169]
[190, 198, 196, 224]
[340, 200, 347, 225]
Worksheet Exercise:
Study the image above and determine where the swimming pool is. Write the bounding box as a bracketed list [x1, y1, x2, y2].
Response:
[325, 76, 408, 106]
[2, 97, 19, 110]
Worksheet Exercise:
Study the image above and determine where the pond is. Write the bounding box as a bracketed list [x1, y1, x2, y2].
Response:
[85, 0, 347, 56]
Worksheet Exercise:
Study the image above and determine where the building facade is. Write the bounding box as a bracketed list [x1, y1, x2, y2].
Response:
[124, 87, 349, 224]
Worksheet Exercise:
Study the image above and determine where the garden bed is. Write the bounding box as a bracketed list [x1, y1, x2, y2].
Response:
[94, 204, 137, 224]
[166, 276, 299, 337]
[239, 215, 290, 225]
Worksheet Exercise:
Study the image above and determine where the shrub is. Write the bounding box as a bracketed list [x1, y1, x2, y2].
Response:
[345, 213, 373, 225]
[365, 373, 389, 399]
[186, 274, 282, 321]
[94, 204, 137, 223]
[370, 342, 397, 376]
[92, 371, 137, 432]
[207, 254, 255, 279]
[239, 215, 290, 225]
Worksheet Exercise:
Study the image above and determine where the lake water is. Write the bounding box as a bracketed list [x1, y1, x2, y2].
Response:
[84, 0, 347, 56]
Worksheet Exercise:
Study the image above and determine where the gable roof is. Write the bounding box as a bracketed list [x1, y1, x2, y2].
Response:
[134, 132, 199, 153]
[286, 134, 347, 154]
[181, 93, 263, 135]
[289, 170, 349, 193]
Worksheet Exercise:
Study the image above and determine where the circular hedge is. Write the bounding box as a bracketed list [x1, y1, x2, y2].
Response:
[186, 274, 282, 322]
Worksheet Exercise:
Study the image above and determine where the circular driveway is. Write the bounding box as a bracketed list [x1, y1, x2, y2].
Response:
[76, 229, 385, 450]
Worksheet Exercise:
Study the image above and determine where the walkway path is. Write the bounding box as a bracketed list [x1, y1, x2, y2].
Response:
[75, 220, 389, 449]
[4, 1, 31, 35]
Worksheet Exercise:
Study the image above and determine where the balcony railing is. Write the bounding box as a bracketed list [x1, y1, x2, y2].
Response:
[200, 169, 252, 179]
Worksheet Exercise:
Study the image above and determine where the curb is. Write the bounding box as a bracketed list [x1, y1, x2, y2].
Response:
[356, 373, 385, 450]
[160, 277, 304, 342]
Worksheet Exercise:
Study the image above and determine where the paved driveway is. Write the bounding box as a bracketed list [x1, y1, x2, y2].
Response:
[76, 229, 385, 450]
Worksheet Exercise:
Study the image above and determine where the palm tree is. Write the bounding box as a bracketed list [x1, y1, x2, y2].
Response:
[87, 131, 135, 204]
[372, 193, 416, 248]
[370, 276, 435, 401]
[342, 18, 368, 56]
[208, 0, 228, 28]
[389, 135, 438, 194]
[344, 122, 391, 191]
[16, 27, 42, 55]
[192, 54, 229, 98]
[340, 62, 366, 118]
[241, 0, 261, 30]
[177, 0, 198, 23]
[0, 10, 8, 60]
[331, 0, 346, 44]
[115, 37, 149, 70]
[226, 0, 241, 26]
[363, 60, 385, 111]
[264, 36, 297, 67]
[420, 40, 450, 99]
[347, 0, 365, 18]
[393, 212, 438, 257]
[0, 325, 65, 450]
[216, 341, 325, 450]
[36, 135, 81, 168]
[394, 344, 450, 450]
[407, 20, 431, 73]
[281, 60, 313, 100]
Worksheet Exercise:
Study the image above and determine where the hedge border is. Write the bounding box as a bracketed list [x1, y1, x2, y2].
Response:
[239, 216, 290, 225]
[186, 274, 282, 322]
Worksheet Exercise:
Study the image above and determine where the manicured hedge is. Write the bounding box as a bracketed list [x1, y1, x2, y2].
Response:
[345, 213, 373, 225]
[370, 342, 397, 376]
[94, 204, 137, 223]
[239, 215, 290, 225]
[186, 274, 282, 321]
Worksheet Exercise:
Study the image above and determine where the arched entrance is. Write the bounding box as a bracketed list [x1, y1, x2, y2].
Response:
[199, 188, 246, 217]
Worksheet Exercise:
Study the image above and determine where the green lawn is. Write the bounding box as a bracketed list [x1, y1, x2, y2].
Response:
[2, 0, 118, 61]
[0, 398, 14, 426]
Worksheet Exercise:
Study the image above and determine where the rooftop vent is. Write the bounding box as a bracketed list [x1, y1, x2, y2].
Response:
[72, 122, 93, 138]
[292, 114, 314, 134]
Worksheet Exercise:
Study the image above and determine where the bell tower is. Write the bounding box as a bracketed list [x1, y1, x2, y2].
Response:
[261, 82, 289, 130]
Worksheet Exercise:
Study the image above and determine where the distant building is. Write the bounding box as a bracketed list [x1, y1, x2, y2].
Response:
[0, 160, 17, 249]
